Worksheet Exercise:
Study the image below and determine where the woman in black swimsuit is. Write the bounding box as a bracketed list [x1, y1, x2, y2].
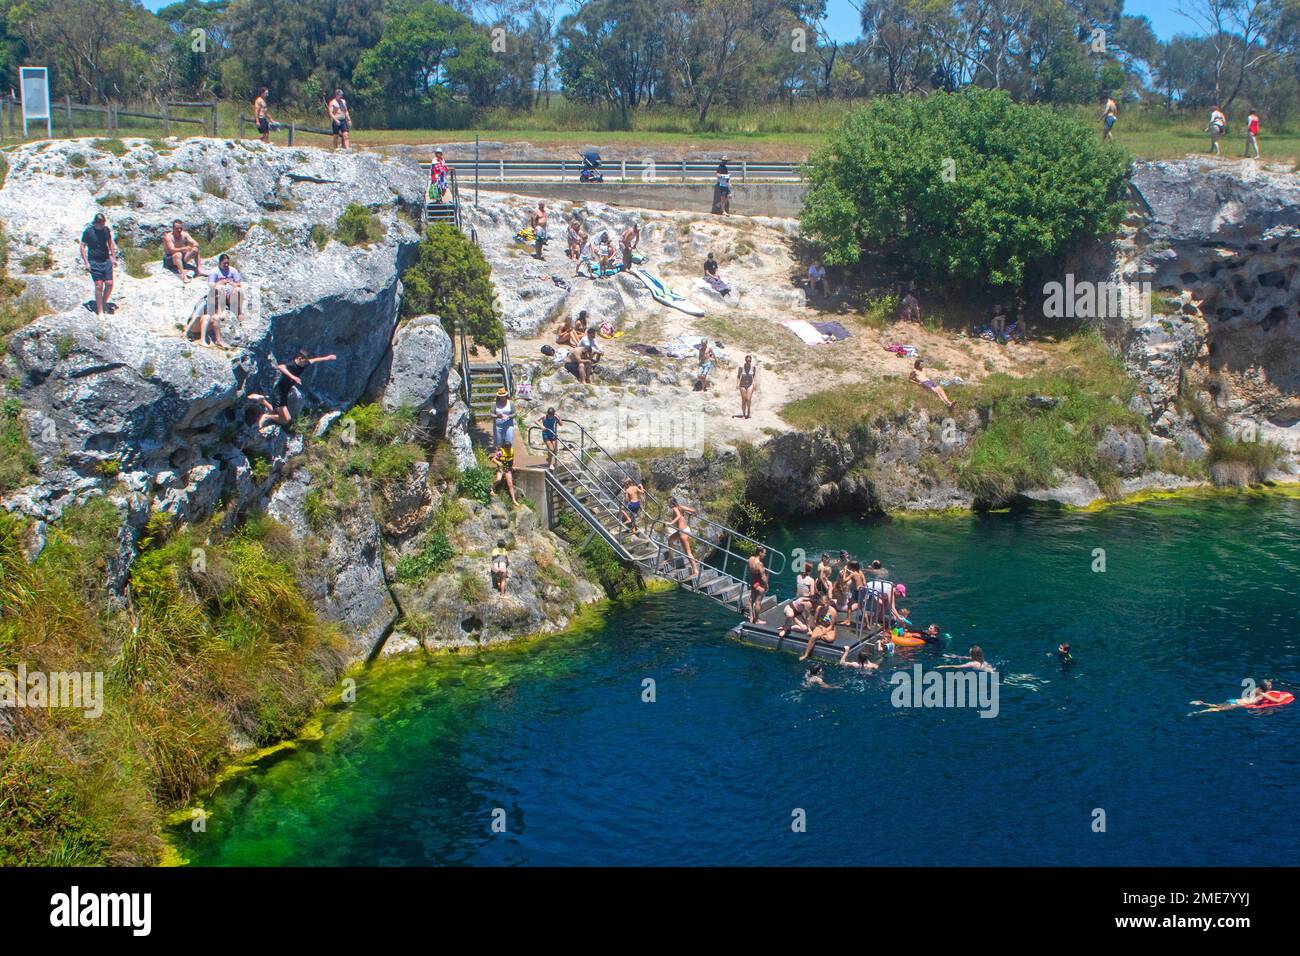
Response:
[736, 354, 757, 419]
[247, 349, 336, 430]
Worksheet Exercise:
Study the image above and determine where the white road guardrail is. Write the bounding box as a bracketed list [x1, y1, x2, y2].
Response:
[419, 158, 804, 183]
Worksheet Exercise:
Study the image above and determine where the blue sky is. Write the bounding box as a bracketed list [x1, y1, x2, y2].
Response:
[140, 0, 1191, 42]
[820, 0, 1188, 42]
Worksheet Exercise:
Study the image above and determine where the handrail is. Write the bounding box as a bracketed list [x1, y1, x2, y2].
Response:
[648, 507, 787, 584]
[525, 421, 667, 531]
[416, 159, 804, 184]
[457, 330, 471, 406]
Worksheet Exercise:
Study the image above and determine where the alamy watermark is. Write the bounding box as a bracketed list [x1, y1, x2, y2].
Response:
[1042, 274, 1151, 321]
[1, 664, 103, 718]
[891, 663, 999, 718]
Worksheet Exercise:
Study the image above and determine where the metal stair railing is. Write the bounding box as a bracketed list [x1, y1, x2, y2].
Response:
[525, 420, 785, 612]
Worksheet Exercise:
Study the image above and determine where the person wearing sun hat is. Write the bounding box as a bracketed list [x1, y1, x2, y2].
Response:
[429, 147, 450, 202]
[491, 386, 515, 448]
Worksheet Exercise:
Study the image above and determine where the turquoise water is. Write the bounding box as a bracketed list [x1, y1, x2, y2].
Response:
[174, 493, 1300, 866]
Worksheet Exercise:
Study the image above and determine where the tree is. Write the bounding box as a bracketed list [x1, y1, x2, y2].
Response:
[400, 224, 504, 353]
[556, 0, 664, 122]
[223, 0, 382, 107]
[800, 89, 1130, 290]
[352, 1, 498, 115]
[1177, 0, 1283, 106]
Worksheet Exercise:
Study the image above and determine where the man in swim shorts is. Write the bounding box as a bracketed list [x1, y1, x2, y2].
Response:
[620, 478, 645, 531]
[79, 212, 116, 319]
[328, 89, 351, 150]
[254, 87, 273, 143]
[530, 201, 549, 260]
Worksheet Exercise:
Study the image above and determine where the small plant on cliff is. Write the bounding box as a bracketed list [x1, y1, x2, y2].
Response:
[400, 223, 505, 353]
[92, 138, 128, 158]
[457, 464, 494, 505]
[335, 203, 384, 246]
[0, 397, 38, 493]
[395, 532, 455, 584]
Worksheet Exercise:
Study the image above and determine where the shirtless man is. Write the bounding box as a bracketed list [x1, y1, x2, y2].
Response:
[328, 89, 351, 150]
[620, 221, 639, 271]
[696, 338, 716, 391]
[746, 546, 769, 624]
[909, 359, 955, 411]
[666, 498, 699, 578]
[254, 87, 274, 144]
[620, 478, 645, 531]
[529, 202, 549, 260]
[162, 219, 202, 284]
[1191, 679, 1287, 714]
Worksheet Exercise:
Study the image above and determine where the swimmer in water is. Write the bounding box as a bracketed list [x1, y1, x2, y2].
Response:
[1190, 679, 1283, 714]
[921, 624, 944, 645]
[839, 643, 879, 671]
[804, 662, 833, 689]
[1058, 642, 1073, 667]
[938, 645, 995, 673]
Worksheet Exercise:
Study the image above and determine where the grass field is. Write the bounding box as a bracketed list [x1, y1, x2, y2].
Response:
[5, 98, 1298, 166]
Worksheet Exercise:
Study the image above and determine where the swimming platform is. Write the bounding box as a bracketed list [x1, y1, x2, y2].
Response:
[729, 597, 887, 663]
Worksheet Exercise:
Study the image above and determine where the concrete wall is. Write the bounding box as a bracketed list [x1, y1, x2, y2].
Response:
[472, 181, 808, 218]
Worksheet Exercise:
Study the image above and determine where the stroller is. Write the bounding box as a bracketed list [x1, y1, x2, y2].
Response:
[579, 150, 603, 183]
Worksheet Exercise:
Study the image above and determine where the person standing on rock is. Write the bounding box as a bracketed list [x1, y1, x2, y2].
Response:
[491, 387, 515, 449]
[1207, 106, 1227, 156]
[736, 354, 757, 419]
[529, 201, 549, 259]
[491, 441, 519, 507]
[620, 220, 639, 271]
[79, 212, 116, 320]
[328, 89, 351, 150]
[254, 87, 274, 144]
[695, 338, 716, 391]
[246, 349, 337, 430]
[1245, 110, 1261, 159]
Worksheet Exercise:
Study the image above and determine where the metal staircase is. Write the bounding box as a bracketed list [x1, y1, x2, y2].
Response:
[423, 165, 462, 232]
[525, 421, 786, 616]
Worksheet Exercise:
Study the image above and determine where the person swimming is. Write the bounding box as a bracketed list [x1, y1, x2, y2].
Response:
[804, 662, 833, 689]
[839, 643, 879, 671]
[1190, 679, 1287, 714]
[1058, 642, 1073, 667]
[938, 645, 995, 673]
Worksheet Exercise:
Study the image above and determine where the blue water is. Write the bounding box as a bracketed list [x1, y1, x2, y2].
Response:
[174, 493, 1300, 865]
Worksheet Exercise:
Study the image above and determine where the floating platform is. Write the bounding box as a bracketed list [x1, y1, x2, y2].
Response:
[729, 598, 884, 663]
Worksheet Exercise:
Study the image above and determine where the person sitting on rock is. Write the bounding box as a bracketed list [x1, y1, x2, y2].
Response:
[899, 286, 920, 323]
[808, 259, 829, 298]
[565, 339, 593, 384]
[246, 349, 337, 430]
[579, 323, 604, 367]
[554, 315, 581, 347]
[163, 219, 202, 284]
[703, 252, 731, 296]
[208, 254, 245, 322]
[491, 441, 519, 507]
[490, 539, 510, 594]
[184, 298, 229, 351]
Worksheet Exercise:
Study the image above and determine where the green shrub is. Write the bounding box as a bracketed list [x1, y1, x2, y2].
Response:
[310, 223, 330, 250]
[801, 89, 1130, 289]
[201, 175, 227, 199]
[457, 465, 494, 504]
[67, 154, 87, 169]
[116, 234, 161, 279]
[394, 532, 455, 584]
[335, 203, 384, 246]
[20, 248, 52, 272]
[92, 138, 128, 158]
[0, 398, 38, 493]
[400, 223, 504, 352]
[1207, 435, 1280, 486]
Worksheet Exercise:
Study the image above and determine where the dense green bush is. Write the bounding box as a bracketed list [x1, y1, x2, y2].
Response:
[401, 224, 504, 352]
[801, 89, 1131, 289]
[335, 203, 384, 246]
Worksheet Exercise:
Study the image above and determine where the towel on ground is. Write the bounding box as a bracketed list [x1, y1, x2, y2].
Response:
[811, 321, 851, 341]
[783, 319, 830, 345]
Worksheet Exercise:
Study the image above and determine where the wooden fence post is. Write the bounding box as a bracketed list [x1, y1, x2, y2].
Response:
[238, 113, 245, 140]
[288, 123, 295, 146]
[65, 96, 73, 137]
[162, 100, 170, 137]
[210, 103, 218, 138]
